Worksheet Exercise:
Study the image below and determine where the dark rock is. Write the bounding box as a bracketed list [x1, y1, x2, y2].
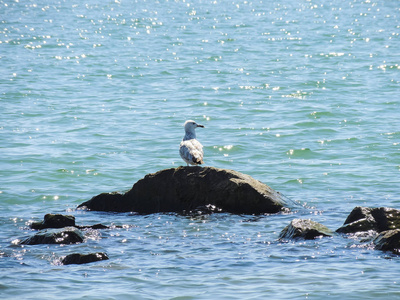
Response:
[77, 223, 110, 230]
[61, 252, 109, 265]
[30, 214, 76, 230]
[373, 229, 400, 254]
[20, 227, 84, 245]
[336, 207, 400, 234]
[78, 166, 288, 215]
[31, 214, 110, 230]
[279, 219, 333, 240]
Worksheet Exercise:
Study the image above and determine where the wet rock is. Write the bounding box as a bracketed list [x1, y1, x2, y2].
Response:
[30, 213, 110, 231]
[373, 229, 400, 254]
[279, 219, 333, 240]
[78, 166, 289, 215]
[336, 207, 400, 234]
[77, 223, 109, 230]
[61, 252, 109, 265]
[30, 214, 75, 230]
[20, 227, 84, 245]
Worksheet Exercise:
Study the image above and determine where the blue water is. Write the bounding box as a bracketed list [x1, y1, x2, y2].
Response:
[1, 0, 400, 298]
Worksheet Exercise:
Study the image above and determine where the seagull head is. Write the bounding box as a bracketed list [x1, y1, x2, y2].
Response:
[183, 120, 204, 139]
[184, 120, 204, 132]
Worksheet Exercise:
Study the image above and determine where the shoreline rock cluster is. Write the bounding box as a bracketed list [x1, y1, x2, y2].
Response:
[279, 207, 400, 255]
[20, 214, 110, 265]
[19, 167, 400, 265]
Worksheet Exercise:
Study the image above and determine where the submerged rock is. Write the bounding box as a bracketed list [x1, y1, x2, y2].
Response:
[279, 219, 333, 240]
[61, 252, 109, 265]
[30, 214, 76, 230]
[77, 223, 109, 230]
[373, 230, 400, 254]
[20, 227, 84, 245]
[78, 166, 288, 215]
[336, 206, 400, 234]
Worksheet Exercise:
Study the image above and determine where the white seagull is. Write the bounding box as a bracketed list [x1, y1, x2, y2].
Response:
[179, 120, 205, 166]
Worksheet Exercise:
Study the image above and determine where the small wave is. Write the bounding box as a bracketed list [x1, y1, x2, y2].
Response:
[308, 111, 335, 119]
[383, 131, 400, 136]
[286, 148, 317, 159]
[66, 126, 89, 133]
[281, 91, 311, 99]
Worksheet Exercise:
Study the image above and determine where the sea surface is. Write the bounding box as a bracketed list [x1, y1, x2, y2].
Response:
[1, 0, 399, 298]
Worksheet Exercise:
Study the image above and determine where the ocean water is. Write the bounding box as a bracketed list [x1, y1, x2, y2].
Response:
[1, 0, 399, 298]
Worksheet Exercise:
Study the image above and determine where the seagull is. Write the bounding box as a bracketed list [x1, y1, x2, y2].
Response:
[179, 120, 205, 166]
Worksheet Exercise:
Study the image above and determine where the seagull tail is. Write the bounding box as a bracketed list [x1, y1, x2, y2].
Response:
[193, 157, 204, 165]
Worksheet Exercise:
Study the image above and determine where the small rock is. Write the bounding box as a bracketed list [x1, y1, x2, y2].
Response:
[30, 214, 76, 230]
[20, 227, 84, 245]
[78, 223, 109, 230]
[336, 206, 400, 234]
[31, 214, 110, 230]
[373, 229, 400, 254]
[61, 252, 109, 265]
[279, 219, 333, 240]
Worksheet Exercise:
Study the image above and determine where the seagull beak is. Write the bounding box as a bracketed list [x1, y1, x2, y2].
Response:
[197, 124, 205, 128]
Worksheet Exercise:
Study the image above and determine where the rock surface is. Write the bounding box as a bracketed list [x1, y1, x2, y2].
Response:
[336, 206, 400, 234]
[30, 214, 76, 230]
[61, 252, 109, 265]
[78, 166, 288, 214]
[20, 227, 84, 245]
[373, 229, 400, 254]
[279, 219, 333, 240]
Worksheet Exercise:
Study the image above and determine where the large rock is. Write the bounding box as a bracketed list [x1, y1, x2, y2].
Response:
[61, 252, 109, 265]
[20, 227, 84, 245]
[78, 166, 288, 214]
[336, 206, 400, 234]
[279, 219, 333, 240]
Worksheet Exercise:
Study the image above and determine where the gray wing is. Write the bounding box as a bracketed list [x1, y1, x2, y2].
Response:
[180, 139, 204, 165]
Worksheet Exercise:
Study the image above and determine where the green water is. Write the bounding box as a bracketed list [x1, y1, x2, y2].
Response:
[1, 0, 400, 299]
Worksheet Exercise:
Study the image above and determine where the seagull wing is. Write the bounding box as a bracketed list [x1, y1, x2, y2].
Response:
[180, 139, 204, 165]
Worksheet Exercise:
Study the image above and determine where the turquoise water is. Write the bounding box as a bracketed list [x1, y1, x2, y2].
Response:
[1, 0, 400, 298]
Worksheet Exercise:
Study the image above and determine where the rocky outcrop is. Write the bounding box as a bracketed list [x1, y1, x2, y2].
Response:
[61, 252, 109, 265]
[78, 166, 289, 215]
[20, 227, 84, 245]
[279, 219, 333, 240]
[336, 206, 400, 234]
